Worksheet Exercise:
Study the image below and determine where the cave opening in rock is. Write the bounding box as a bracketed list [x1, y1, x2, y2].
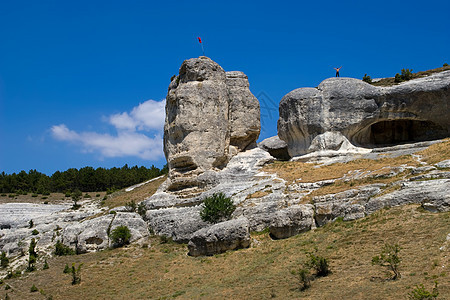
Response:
[354, 119, 448, 147]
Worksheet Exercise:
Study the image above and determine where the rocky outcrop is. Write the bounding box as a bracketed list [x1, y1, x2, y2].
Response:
[258, 136, 290, 160]
[164, 57, 260, 192]
[278, 71, 450, 157]
[187, 217, 250, 256]
[268, 205, 315, 239]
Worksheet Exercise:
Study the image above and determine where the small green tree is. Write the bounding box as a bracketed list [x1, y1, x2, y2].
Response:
[71, 263, 82, 285]
[63, 263, 70, 274]
[30, 284, 38, 292]
[71, 189, 82, 209]
[27, 238, 37, 272]
[200, 192, 236, 224]
[408, 281, 439, 299]
[362, 74, 372, 83]
[137, 202, 147, 218]
[1, 251, 9, 268]
[372, 243, 401, 280]
[109, 225, 132, 247]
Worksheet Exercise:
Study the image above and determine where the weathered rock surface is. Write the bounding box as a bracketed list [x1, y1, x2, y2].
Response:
[188, 217, 250, 256]
[269, 205, 315, 239]
[227, 71, 261, 151]
[258, 136, 290, 160]
[278, 71, 450, 157]
[164, 57, 260, 192]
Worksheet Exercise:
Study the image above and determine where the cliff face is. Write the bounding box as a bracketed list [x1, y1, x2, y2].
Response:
[278, 71, 450, 158]
[164, 57, 260, 192]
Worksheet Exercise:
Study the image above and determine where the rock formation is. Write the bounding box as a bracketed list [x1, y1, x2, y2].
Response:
[164, 57, 260, 192]
[278, 71, 450, 158]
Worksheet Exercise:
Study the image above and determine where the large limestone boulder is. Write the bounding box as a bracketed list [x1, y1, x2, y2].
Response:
[164, 57, 260, 192]
[187, 217, 250, 256]
[278, 71, 450, 157]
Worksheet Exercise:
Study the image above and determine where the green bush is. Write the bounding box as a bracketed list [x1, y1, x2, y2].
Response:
[125, 200, 137, 212]
[395, 68, 413, 83]
[298, 268, 312, 291]
[1, 251, 9, 268]
[54, 241, 75, 256]
[109, 225, 132, 247]
[70, 263, 82, 285]
[362, 74, 372, 83]
[200, 192, 236, 224]
[27, 238, 37, 272]
[95, 193, 101, 197]
[30, 284, 38, 292]
[137, 202, 147, 218]
[408, 281, 439, 299]
[307, 253, 331, 277]
[372, 243, 401, 280]
[29, 219, 34, 228]
[83, 193, 91, 198]
[63, 263, 70, 274]
[32, 229, 39, 235]
[443, 63, 448, 67]
[43, 259, 49, 270]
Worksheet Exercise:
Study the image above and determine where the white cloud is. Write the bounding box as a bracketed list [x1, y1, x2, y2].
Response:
[109, 99, 166, 131]
[50, 99, 166, 160]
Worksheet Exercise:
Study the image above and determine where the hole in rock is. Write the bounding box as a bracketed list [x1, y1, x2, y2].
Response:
[353, 119, 447, 147]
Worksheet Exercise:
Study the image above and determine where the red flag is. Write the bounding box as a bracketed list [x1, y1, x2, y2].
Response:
[197, 37, 202, 43]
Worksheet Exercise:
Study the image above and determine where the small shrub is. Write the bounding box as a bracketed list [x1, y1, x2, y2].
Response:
[44, 201, 49, 204]
[443, 63, 448, 67]
[43, 259, 49, 270]
[32, 193, 38, 197]
[137, 202, 147, 218]
[96, 194, 101, 198]
[30, 284, 38, 292]
[41, 196, 48, 200]
[307, 253, 331, 277]
[5, 293, 10, 300]
[27, 238, 37, 272]
[5, 284, 11, 290]
[29, 219, 34, 228]
[71, 189, 82, 209]
[298, 268, 312, 291]
[200, 192, 236, 224]
[103, 195, 108, 201]
[54, 241, 75, 256]
[372, 243, 401, 280]
[109, 225, 132, 247]
[63, 263, 70, 274]
[395, 68, 413, 83]
[83, 193, 91, 198]
[1, 251, 9, 268]
[71, 263, 82, 285]
[125, 200, 137, 212]
[362, 74, 372, 83]
[32, 229, 39, 235]
[408, 281, 439, 299]
[64, 191, 72, 197]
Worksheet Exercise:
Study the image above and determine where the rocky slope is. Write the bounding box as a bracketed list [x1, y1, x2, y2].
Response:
[1, 59, 449, 270]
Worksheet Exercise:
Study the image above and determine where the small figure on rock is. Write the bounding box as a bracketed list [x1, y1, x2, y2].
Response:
[334, 66, 342, 77]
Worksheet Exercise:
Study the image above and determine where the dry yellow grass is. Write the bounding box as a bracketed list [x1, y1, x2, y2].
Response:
[1, 205, 448, 299]
[263, 156, 419, 184]
[417, 138, 450, 165]
[103, 176, 166, 209]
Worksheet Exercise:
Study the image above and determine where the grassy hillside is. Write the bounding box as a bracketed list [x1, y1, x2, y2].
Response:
[1, 204, 448, 299]
[371, 65, 450, 86]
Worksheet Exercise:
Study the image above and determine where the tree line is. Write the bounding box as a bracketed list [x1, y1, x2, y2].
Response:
[0, 164, 167, 194]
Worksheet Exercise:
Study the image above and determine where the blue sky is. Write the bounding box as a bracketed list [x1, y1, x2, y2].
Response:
[1, 0, 449, 175]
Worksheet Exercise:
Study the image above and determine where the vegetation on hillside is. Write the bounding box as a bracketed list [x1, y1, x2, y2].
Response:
[0, 164, 167, 194]
[366, 64, 450, 86]
[0, 204, 447, 299]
